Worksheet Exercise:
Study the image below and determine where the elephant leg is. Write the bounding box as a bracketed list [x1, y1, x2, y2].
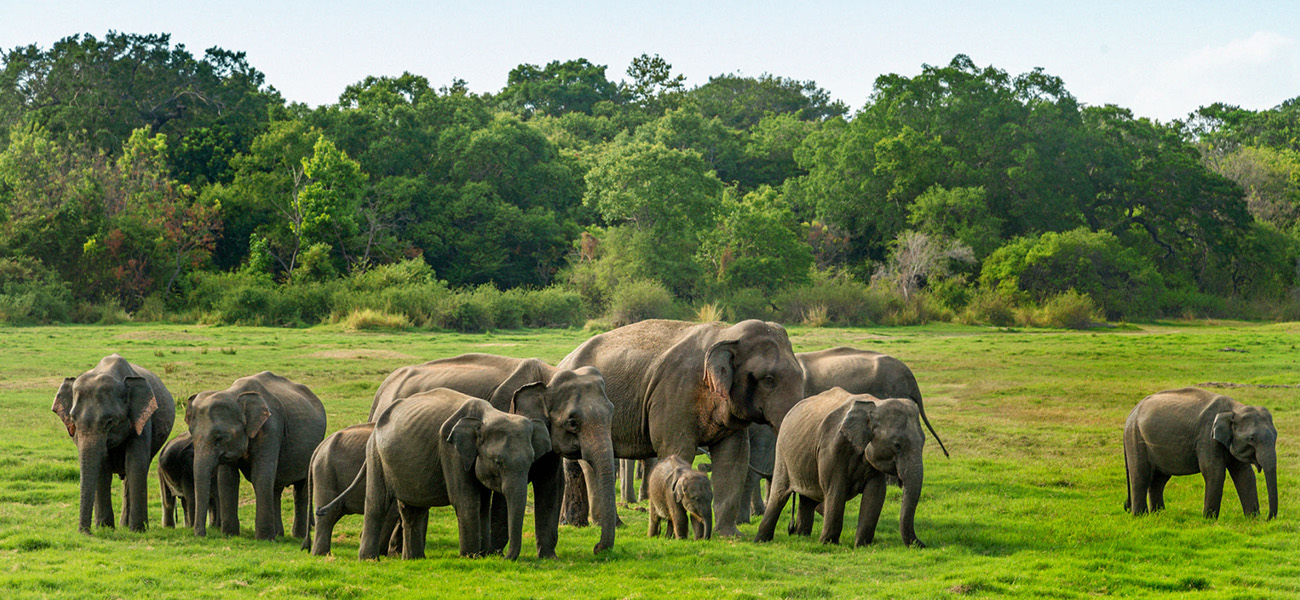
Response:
[620, 459, 637, 503]
[380, 504, 401, 557]
[639, 459, 656, 502]
[360, 454, 393, 560]
[119, 480, 130, 528]
[292, 480, 310, 539]
[453, 492, 484, 557]
[647, 502, 661, 537]
[124, 432, 151, 531]
[161, 478, 176, 528]
[559, 458, 589, 527]
[754, 464, 792, 543]
[819, 489, 847, 545]
[792, 494, 817, 536]
[1201, 467, 1227, 519]
[487, 492, 509, 555]
[312, 506, 342, 556]
[707, 432, 748, 537]
[531, 456, 562, 559]
[1148, 471, 1171, 512]
[478, 488, 493, 555]
[738, 469, 756, 524]
[399, 502, 429, 560]
[1227, 461, 1260, 517]
[669, 501, 690, 539]
[218, 464, 241, 536]
[692, 514, 705, 540]
[855, 476, 887, 547]
[268, 485, 286, 540]
[94, 463, 114, 528]
[1126, 445, 1152, 516]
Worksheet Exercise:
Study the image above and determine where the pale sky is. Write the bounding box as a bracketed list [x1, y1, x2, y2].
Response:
[3, 1, 1298, 122]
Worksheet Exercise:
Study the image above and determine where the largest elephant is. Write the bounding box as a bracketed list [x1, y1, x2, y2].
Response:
[558, 319, 805, 537]
[52, 354, 175, 533]
[369, 353, 615, 555]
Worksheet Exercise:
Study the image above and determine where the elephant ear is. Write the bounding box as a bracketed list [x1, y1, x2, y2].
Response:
[447, 417, 483, 472]
[125, 376, 158, 436]
[839, 399, 877, 452]
[671, 473, 686, 503]
[237, 392, 271, 439]
[184, 394, 198, 428]
[52, 377, 77, 437]
[704, 340, 738, 402]
[529, 418, 552, 459]
[510, 382, 548, 422]
[1212, 411, 1235, 448]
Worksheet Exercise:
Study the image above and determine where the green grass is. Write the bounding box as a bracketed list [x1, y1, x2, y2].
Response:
[0, 321, 1297, 598]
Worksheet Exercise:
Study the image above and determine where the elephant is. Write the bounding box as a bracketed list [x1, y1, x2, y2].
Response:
[1124, 387, 1278, 520]
[647, 456, 713, 540]
[619, 458, 658, 503]
[558, 319, 805, 538]
[369, 353, 615, 557]
[738, 423, 776, 522]
[157, 432, 220, 529]
[186, 371, 327, 540]
[755, 388, 928, 548]
[51, 354, 175, 533]
[301, 423, 399, 556]
[351, 389, 551, 560]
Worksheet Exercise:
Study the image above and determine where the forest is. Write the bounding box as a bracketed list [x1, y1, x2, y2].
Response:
[2, 32, 1299, 330]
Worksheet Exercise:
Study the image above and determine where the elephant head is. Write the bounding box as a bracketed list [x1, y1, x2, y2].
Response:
[840, 396, 926, 546]
[185, 389, 271, 536]
[673, 469, 714, 540]
[704, 320, 805, 432]
[510, 366, 617, 552]
[52, 372, 157, 533]
[442, 407, 551, 560]
[1213, 405, 1278, 519]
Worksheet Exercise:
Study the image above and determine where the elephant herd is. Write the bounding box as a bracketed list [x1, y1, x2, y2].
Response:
[51, 318, 1280, 563]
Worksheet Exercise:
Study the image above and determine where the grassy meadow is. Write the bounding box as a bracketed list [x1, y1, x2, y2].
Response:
[0, 321, 1297, 599]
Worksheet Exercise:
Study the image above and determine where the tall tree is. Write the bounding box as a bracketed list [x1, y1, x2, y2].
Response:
[500, 58, 620, 117]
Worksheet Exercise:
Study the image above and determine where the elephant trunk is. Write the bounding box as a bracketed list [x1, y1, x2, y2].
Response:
[192, 449, 218, 537]
[76, 434, 106, 534]
[581, 431, 617, 553]
[1259, 448, 1278, 520]
[503, 478, 529, 560]
[898, 458, 925, 547]
[703, 504, 713, 540]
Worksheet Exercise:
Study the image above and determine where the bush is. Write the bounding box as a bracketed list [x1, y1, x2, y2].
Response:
[0, 258, 73, 324]
[960, 289, 1017, 326]
[980, 228, 1163, 319]
[718, 288, 774, 322]
[519, 287, 586, 328]
[340, 308, 411, 331]
[608, 279, 678, 326]
[1034, 290, 1102, 329]
[435, 292, 494, 332]
[71, 299, 132, 325]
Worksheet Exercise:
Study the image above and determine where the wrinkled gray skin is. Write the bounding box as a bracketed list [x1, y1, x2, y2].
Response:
[1124, 387, 1278, 520]
[559, 319, 805, 538]
[647, 456, 714, 540]
[301, 423, 399, 556]
[756, 388, 927, 547]
[158, 432, 220, 529]
[187, 371, 326, 540]
[354, 389, 551, 560]
[369, 354, 615, 557]
[52, 354, 175, 534]
[739, 424, 776, 521]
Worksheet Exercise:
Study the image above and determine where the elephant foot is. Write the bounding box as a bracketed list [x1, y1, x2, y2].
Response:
[538, 549, 558, 560]
[593, 539, 614, 554]
[905, 537, 927, 548]
[713, 523, 742, 538]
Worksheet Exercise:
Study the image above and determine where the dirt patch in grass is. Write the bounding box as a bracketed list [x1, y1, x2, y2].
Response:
[305, 349, 420, 361]
[114, 330, 213, 342]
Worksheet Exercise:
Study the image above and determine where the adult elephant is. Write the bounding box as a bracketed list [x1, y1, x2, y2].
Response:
[52, 354, 175, 533]
[370, 353, 615, 556]
[187, 372, 327, 540]
[558, 319, 804, 537]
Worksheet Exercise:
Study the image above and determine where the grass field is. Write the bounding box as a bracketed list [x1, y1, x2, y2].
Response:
[0, 321, 1297, 599]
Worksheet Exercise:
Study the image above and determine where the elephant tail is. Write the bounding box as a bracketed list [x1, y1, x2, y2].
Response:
[316, 462, 365, 518]
[1122, 444, 1131, 512]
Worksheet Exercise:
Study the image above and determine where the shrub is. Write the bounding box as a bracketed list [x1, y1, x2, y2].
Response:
[980, 228, 1163, 319]
[1034, 290, 1102, 329]
[71, 300, 131, 325]
[718, 287, 774, 322]
[0, 258, 73, 324]
[801, 304, 829, 327]
[341, 308, 411, 331]
[519, 287, 585, 328]
[436, 292, 494, 332]
[774, 271, 877, 325]
[608, 279, 678, 326]
[960, 289, 1018, 327]
[695, 303, 724, 323]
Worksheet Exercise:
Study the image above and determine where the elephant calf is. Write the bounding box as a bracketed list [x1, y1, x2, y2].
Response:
[756, 388, 927, 548]
[354, 389, 551, 560]
[158, 432, 219, 529]
[302, 423, 399, 556]
[1125, 387, 1278, 519]
[647, 457, 713, 540]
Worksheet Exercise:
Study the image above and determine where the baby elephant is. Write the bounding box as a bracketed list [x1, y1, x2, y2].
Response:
[756, 387, 927, 547]
[647, 456, 713, 540]
[157, 432, 219, 529]
[301, 423, 399, 556]
[351, 389, 551, 561]
[1125, 387, 1278, 519]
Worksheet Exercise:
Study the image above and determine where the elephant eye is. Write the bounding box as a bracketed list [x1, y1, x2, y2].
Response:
[762, 375, 777, 387]
[892, 441, 903, 452]
[566, 418, 580, 431]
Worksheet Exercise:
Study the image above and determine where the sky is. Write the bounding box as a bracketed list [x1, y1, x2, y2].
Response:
[2, 1, 1298, 122]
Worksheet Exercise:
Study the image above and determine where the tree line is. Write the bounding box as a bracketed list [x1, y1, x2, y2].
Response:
[1, 32, 1298, 328]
